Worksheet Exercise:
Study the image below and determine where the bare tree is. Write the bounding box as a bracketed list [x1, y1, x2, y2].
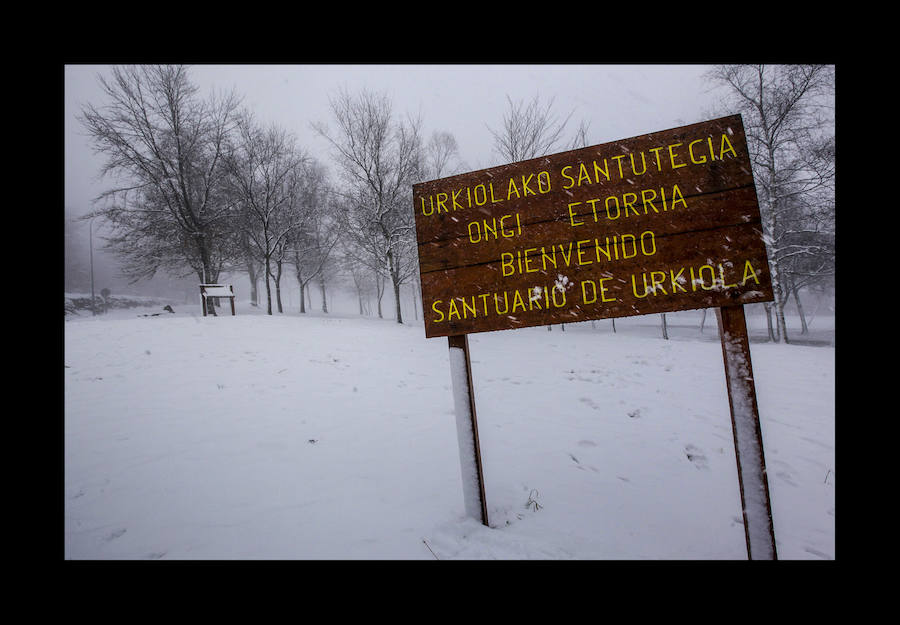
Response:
[225, 111, 307, 315]
[423, 130, 462, 179]
[314, 88, 422, 324]
[487, 93, 576, 165]
[79, 65, 241, 314]
[707, 64, 835, 343]
[287, 161, 339, 314]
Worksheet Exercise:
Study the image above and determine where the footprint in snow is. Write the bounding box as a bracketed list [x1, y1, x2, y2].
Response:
[684, 444, 709, 470]
[104, 528, 127, 542]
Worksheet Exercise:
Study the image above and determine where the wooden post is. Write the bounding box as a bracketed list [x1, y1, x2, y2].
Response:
[229, 285, 236, 316]
[717, 305, 777, 560]
[447, 334, 489, 527]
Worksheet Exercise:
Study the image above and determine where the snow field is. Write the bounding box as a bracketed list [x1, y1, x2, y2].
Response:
[64, 304, 834, 559]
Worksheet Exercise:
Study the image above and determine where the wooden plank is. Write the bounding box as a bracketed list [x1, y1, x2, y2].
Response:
[421, 222, 772, 337]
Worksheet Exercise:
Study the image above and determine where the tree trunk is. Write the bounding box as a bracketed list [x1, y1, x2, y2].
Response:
[392, 277, 402, 324]
[660, 313, 669, 340]
[793, 284, 809, 335]
[274, 259, 284, 313]
[700, 309, 707, 334]
[264, 256, 273, 315]
[387, 250, 403, 324]
[248, 261, 259, 307]
[375, 272, 384, 319]
[773, 277, 790, 344]
[319, 275, 328, 314]
[299, 282, 306, 313]
[198, 247, 216, 316]
[763, 303, 776, 342]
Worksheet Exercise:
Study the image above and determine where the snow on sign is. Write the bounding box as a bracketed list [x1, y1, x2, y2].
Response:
[413, 114, 774, 338]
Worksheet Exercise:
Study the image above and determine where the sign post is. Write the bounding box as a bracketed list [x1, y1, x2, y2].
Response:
[717, 305, 777, 559]
[447, 334, 489, 526]
[413, 115, 777, 558]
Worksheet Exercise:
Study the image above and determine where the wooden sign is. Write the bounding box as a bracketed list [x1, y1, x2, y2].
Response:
[418, 115, 778, 558]
[414, 115, 773, 338]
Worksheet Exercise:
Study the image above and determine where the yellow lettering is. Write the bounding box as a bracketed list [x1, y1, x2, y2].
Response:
[568, 202, 584, 227]
[507, 177, 520, 200]
[669, 268, 687, 293]
[649, 147, 664, 171]
[671, 184, 687, 210]
[593, 159, 610, 182]
[718, 263, 739, 288]
[630, 152, 647, 176]
[431, 300, 444, 322]
[561, 165, 575, 189]
[720, 133, 738, 159]
[577, 163, 593, 186]
[688, 139, 707, 164]
[576, 239, 592, 266]
[447, 299, 460, 321]
[512, 290, 526, 313]
[640, 230, 657, 256]
[742, 260, 761, 285]
[501, 252, 515, 277]
[598, 277, 615, 302]
[581, 280, 597, 304]
[489, 182, 503, 203]
[611, 154, 626, 178]
[467, 221, 481, 243]
[650, 271, 668, 294]
[632, 274, 650, 299]
[474, 184, 487, 206]
[623, 192, 639, 217]
[521, 174, 535, 196]
[499, 214, 516, 238]
[537, 171, 551, 193]
[641, 188, 658, 213]
[668, 143, 686, 169]
[605, 196, 621, 220]
[452, 188, 464, 211]
[523, 248, 538, 273]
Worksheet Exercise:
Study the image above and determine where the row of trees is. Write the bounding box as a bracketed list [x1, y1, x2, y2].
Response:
[79, 66, 447, 319]
[79, 64, 834, 342]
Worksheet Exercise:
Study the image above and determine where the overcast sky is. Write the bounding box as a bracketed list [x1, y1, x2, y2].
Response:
[65, 63, 728, 219]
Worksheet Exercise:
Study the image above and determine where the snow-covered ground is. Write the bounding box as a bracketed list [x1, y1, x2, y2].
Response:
[64, 301, 835, 560]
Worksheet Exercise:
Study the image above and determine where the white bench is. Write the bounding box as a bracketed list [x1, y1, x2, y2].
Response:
[199, 284, 236, 316]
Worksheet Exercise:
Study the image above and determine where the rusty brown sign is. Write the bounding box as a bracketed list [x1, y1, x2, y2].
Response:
[413, 114, 774, 338]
